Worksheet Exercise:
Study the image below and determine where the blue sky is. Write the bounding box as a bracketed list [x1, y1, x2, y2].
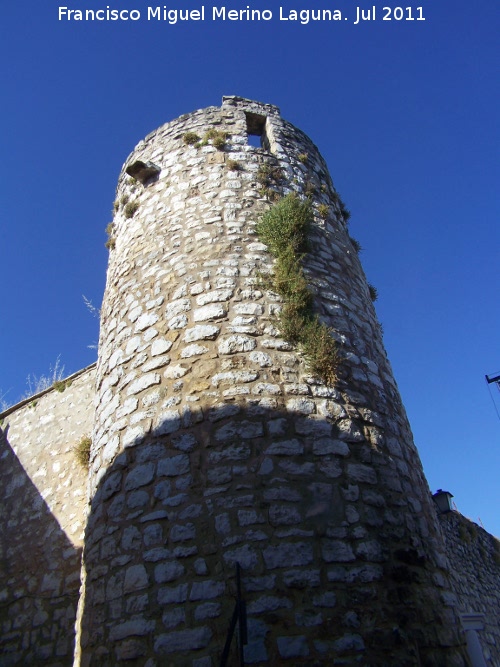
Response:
[1, 0, 499, 535]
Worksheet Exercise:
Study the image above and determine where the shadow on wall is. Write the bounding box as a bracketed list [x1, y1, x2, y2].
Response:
[79, 403, 467, 666]
[0, 426, 82, 667]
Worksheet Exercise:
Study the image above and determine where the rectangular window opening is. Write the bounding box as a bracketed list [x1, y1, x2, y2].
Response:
[247, 134, 261, 148]
[245, 112, 272, 152]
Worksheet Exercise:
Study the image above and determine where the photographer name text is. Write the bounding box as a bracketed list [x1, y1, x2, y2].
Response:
[58, 5, 426, 24]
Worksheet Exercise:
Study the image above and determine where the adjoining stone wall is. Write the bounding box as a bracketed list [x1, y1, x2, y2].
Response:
[0, 365, 95, 666]
[80, 97, 468, 665]
[439, 512, 500, 666]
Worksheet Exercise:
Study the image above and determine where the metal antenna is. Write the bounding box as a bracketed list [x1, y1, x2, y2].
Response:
[485, 372, 500, 386]
[485, 372, 500, 421]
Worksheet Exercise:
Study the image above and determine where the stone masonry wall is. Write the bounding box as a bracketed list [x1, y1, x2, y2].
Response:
[79, 97, 468, 666]
[0, 364, 95, 666]
[439, 512, 500, 666]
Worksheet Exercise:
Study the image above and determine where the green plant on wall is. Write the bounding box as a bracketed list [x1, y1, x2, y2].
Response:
[256, 163, 284, 189]
[53, 379, 72, 393]
[226, 159, 240, 171]
[203, 128, 228, 149]
[368, 284, 378, 302]
[303, 181, 317, 198]
[75, 435, 91, 468]
[256, 194, 338, 384]
[256, 163, 286, 201]
[337, 196, 351, 223]
[349, 236, 362, 254]
[317, 204, 329, 219]
[105, 222, 116, 250]
[183, 131, 201, 145]
[124, 201, 139, 219]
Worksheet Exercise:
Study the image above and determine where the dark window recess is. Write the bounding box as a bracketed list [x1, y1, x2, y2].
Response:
[125, 160, 161, 185]
[245, 112, 271, 152]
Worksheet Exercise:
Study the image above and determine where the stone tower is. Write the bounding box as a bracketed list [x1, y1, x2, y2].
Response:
[79, 97, 467, 665]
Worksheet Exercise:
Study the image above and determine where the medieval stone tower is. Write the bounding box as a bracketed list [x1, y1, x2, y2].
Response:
[79, 96, 468, 665]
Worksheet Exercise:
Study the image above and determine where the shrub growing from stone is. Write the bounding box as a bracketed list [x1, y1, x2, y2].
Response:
[256, 194, 338, 384]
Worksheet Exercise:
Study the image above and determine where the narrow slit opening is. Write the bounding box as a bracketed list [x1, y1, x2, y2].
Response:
[245, 112, 271, 152]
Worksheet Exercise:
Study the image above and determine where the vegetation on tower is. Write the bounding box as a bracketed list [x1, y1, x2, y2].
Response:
[256, 193, 338, 384]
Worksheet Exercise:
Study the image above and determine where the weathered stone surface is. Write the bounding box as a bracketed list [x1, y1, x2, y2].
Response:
[189, 580, 225, 601]
[223, 544, 259, 570]
[124, 463, 155, 491]
[109, 619, 155, 642]
[123, 565, 148, 592]
[3, 98, 472, 667]
[196, 288, 233, 305]
[181, 343, 209, 358]
[321, 540, 356, 563]
[157, 454, 190, 477]
[263, 543, 314, 569]
[193, 304, 226, 322]
[269, 504, 302, 526]
[277, 635, 309, 658]
[218, 335, 256, 354]
[212, 370, 258, 386]
[265, 439, 303, 456]
[247, 595, 293, 614]
[184, 325, 220, 342]
[347, 464, 377, 485]
[170, 523, 196, 542]
[154, 627, 212, 654]
[154, 410, 181, 435]
[313, 438, 349, 456]
[154, 561, 185, 583]
[127, 373, 161, 395]
[162, 607, 185, 628]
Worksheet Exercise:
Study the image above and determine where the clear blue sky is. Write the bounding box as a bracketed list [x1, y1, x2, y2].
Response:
[1, 1, 498, 535]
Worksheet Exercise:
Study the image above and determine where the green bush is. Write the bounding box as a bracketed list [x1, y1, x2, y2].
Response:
[256, 163, 285, 188]
[304, 181, 316, 198]
[317, 204, 329, 219]
[256, 194, 311, 256]
[124, 201, 139, 219]
[340, 206, 351, 223]
[203, 128, 228, 150]
[349, 236, 362, 253]
[53, 379, 71, 392]
[75, 436, 91, 468]
[301, 318, 338, 385]
[256, 193, 338, 384]
[259, 187, 281, 202]
[183, 131, 201, 145]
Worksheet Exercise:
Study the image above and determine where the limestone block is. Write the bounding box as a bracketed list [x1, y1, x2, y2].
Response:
[193, 304, 227, 322]
[277, 635, 309, 658]
[183, 325, 220, 342]
[217, 335, 256, 354]
[154, 627, 212, 654]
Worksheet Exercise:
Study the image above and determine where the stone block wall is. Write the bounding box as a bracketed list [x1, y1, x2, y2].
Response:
[0, 365, 95, 666]
[439, 511, 500, 666]
[79, 97, 468, 665]
[4, 98, 499, 667]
